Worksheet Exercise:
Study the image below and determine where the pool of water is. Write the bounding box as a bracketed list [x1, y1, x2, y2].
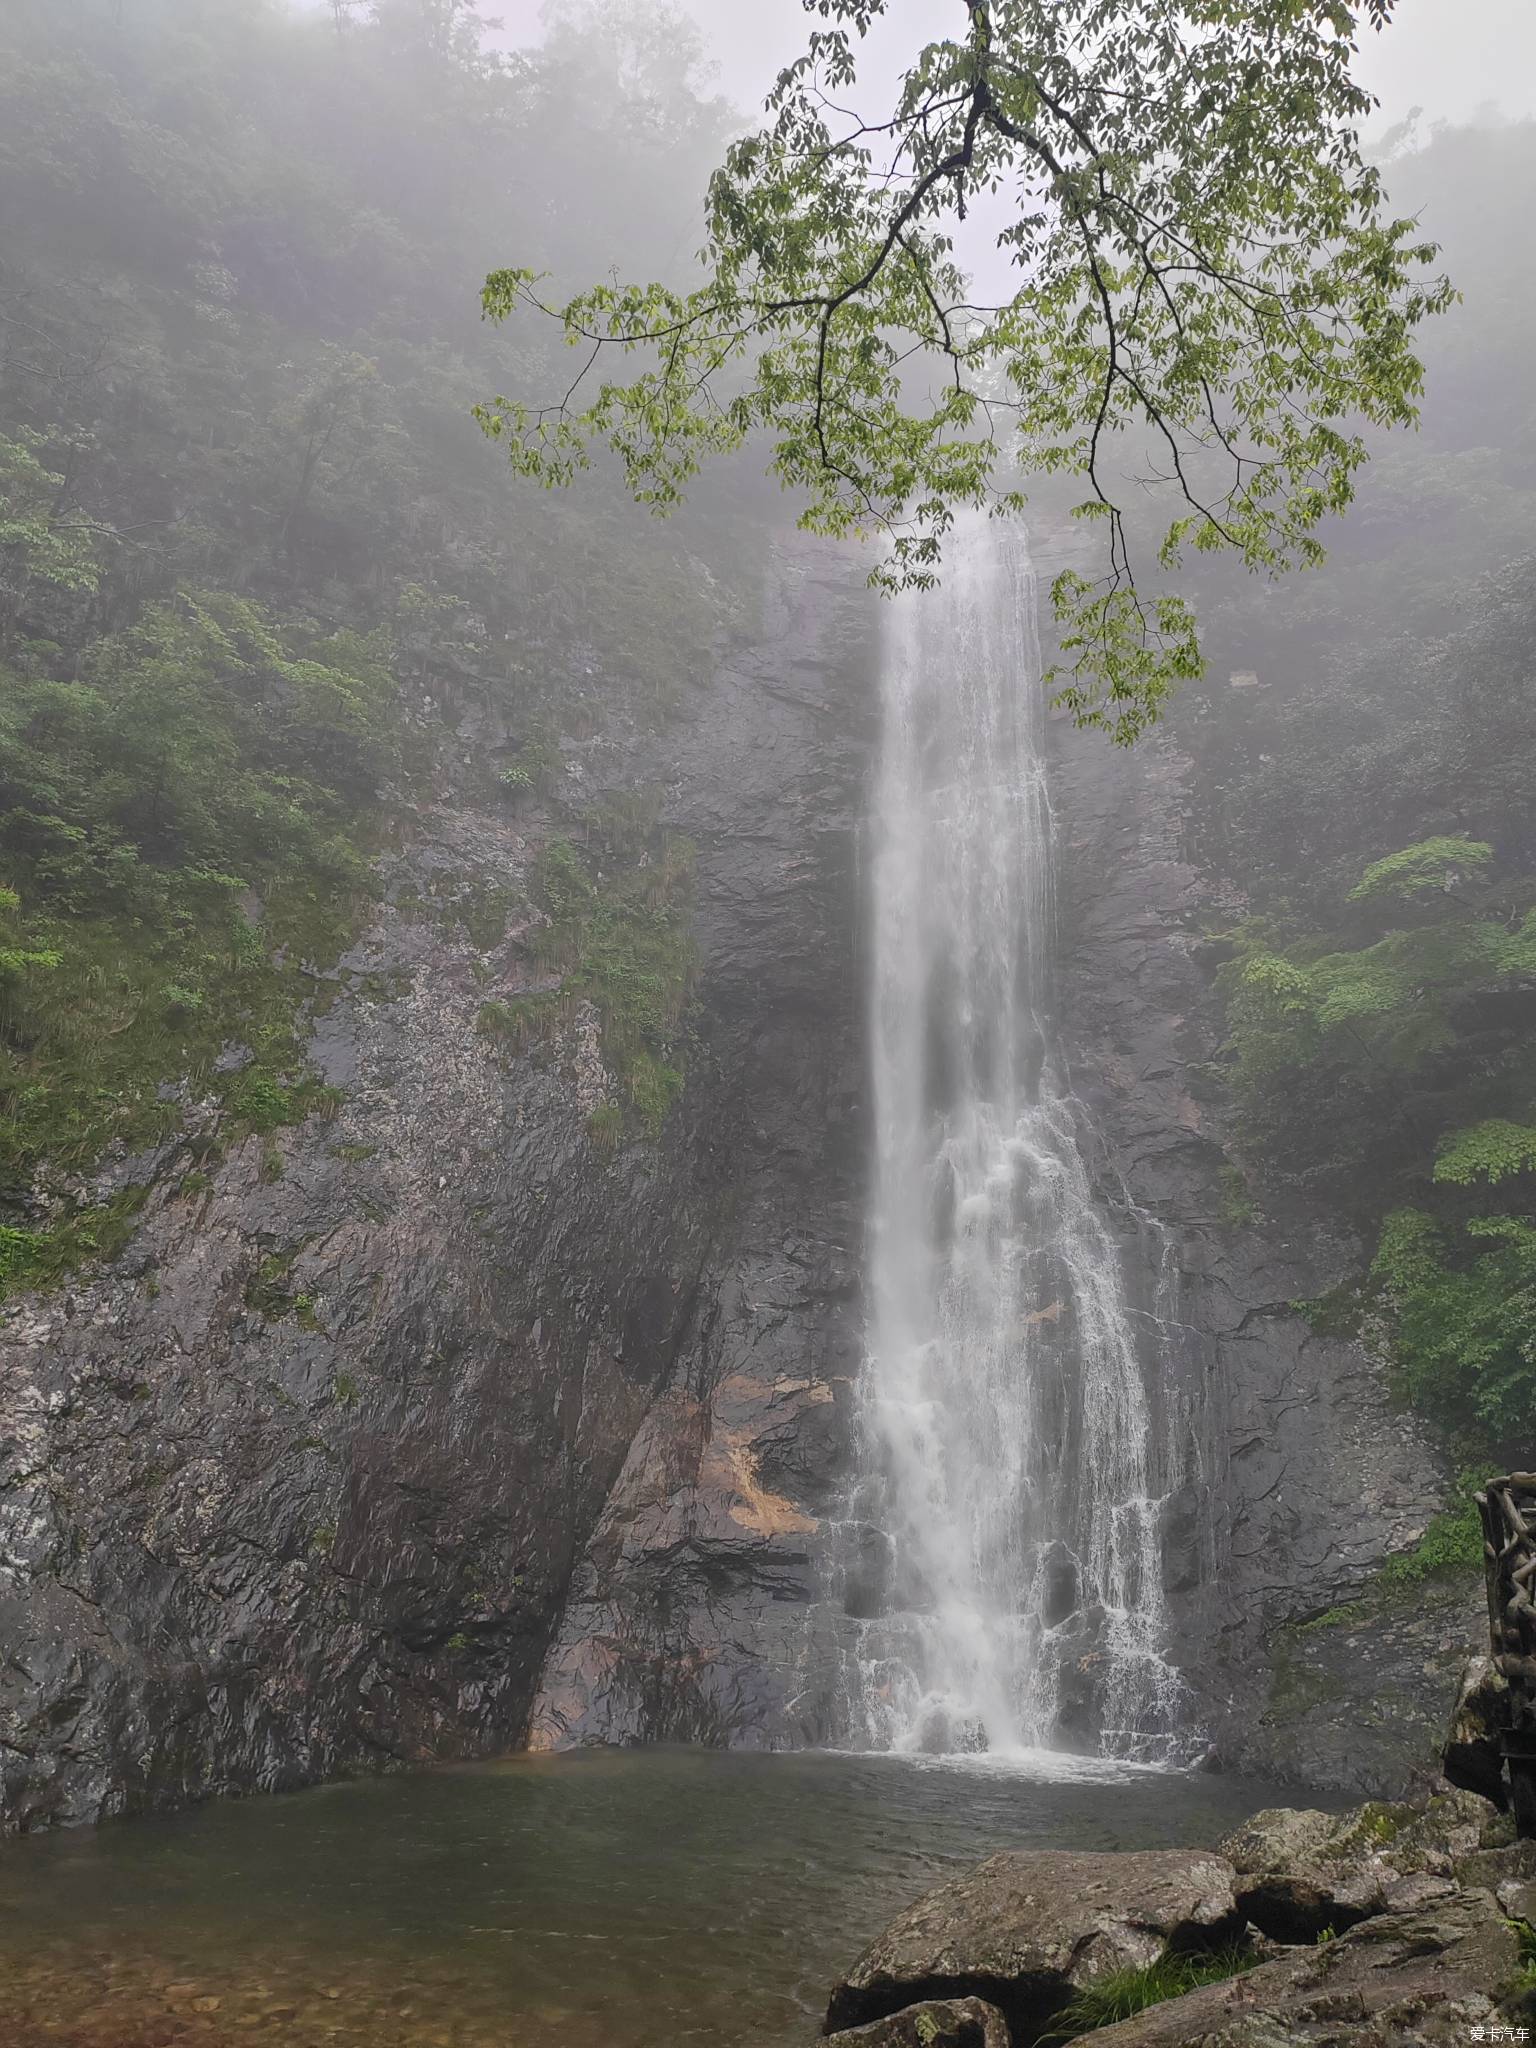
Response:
[0, 1746, 1303, 2047]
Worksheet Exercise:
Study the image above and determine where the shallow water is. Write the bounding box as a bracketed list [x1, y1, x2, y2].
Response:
[0, 1747, 1302, 2047]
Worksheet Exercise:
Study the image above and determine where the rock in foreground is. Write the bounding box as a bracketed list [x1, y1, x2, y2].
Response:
[825, 1997, 1011, 2047]
[1079, 1889, 1519, 2046]
[1443, 1654, 1514, 1810]
[823, 1847, 1242, 2037]
[822, 1781, 1528, 2046]
[1217, 1788, 1504, 1941]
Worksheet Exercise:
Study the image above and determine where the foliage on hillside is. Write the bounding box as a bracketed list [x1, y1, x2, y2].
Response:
[1221, 835, 1536, 1138]
[1184, 119, 1536, 1451]
[0, 592, 396, 1208]
[1369, 1209, 1536, 1440]
[0, 0, 747, 1289]
[1219, 829, 1536, 1447]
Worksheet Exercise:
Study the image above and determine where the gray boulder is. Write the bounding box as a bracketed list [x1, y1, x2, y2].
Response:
[823, 1848, 1243, 2038]
[1217, 1789, 1500, 1941]
[1070, 1889, 1520, 2045]
[1443, 1655, 1512, 1810]
[825, 1997, 1010, 2046]
[1389, 1785, 1503, 1872]
[1218, 1803, 1398, 1939]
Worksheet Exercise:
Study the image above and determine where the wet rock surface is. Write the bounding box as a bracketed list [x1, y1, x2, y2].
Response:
[526, 541, 872, 1747]
[824, 1847, 1244, 2038]
[0, 521, 1491, 1828]
[1233, 1575, 1489, 1798]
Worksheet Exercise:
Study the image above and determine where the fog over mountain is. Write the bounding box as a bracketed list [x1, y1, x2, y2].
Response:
[1, 4, 1533, 2044]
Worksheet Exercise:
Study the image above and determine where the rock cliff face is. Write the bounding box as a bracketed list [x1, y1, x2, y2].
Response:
[0, 536, 873, 1830]
[0, 534, 1479, 1834]
[1045, 710, 1484, 1789]
[527, 542, 872, 1748]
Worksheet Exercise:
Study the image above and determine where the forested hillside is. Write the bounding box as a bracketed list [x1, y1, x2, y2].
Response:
[0, 0, 755, 1291]
[1175, 118, 1536, 1487]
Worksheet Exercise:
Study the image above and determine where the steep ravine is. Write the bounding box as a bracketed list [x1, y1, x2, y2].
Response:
[0, 538, 1481, 1834]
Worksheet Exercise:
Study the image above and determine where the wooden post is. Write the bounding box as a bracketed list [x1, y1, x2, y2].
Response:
[1478, 1474, 1536, 1836]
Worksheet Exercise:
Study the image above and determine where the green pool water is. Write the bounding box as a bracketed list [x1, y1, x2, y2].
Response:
[0, 1746, 1301, 2047]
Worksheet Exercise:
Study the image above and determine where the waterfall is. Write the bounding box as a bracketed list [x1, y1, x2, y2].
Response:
[844, 520, 1183, 1764]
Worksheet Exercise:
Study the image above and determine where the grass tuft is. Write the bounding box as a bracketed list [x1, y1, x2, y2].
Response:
[1040, 1946, 1260, 2040]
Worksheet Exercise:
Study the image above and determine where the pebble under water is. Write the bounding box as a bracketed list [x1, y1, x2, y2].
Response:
[0, 1747, 1305, 2047]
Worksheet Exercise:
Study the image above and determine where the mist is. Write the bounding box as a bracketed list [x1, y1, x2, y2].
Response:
[497, 0, 1536, 130]
[1, 2, 1532, 2042]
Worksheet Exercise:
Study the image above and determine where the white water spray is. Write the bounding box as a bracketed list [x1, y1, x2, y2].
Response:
[846, 522, 1183, 1763]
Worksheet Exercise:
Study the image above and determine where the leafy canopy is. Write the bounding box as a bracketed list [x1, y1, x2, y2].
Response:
[0, 433, 101, 628]
[481, 0, 1448, 738]
[0, 0, 750, 1248]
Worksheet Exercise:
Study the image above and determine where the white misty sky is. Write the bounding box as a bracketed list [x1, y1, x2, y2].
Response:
[496, 0, 1535, 130]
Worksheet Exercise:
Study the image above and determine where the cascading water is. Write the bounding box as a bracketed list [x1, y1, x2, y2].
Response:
[844, 519, 1184, 1764]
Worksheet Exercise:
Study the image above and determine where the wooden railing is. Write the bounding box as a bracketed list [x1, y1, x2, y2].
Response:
[1478, 1474, 1536, 1834]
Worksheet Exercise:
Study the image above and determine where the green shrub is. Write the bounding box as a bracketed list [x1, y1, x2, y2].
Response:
[1434, 1120, 1536, 1188]
[1218, 838, 1536, 1165]
[1217, 833, 1536, 1445]
[0, 0, 745, 1294]
[0, 592, 396, 1277]
[230, 1073, 291, 1134]
[246, 1243, 326, 1321]
[439, 877, 519, 951]
[476, 999, 515, 1039]
[1378, 1494, 1486, 1585]
[1218, 1163, 1257, 1226]
[626, 1048, 684, 1138]
[1348, 836, 1494, 904]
